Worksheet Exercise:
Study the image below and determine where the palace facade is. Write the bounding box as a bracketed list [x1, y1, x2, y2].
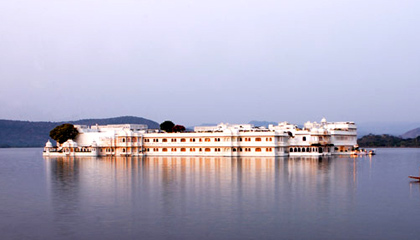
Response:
[43, 118, 358, 157]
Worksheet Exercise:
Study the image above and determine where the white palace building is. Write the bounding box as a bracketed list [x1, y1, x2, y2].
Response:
[43, 118, 358, 157]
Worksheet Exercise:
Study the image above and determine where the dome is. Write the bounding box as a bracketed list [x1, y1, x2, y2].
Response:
[66, 139, 78, 148]
[321, 117, 327, 123]
[45, 140, 52, 148]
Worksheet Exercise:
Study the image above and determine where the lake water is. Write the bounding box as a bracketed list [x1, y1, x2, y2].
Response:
[1, 148, 420, 240]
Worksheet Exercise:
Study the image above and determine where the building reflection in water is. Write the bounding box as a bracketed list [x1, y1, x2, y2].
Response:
[44, 155, 359, 238]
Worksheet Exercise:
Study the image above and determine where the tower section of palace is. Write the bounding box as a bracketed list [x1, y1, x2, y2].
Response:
[43, 118, 357, 157]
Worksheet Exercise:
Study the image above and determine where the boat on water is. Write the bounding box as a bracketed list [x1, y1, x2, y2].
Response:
[351, 148, 376, 157]
[368, 149, 376, 156]
[409, 176, 420, 181]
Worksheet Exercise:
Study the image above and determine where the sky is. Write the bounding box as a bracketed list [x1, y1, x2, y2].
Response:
[1, 0, 419, 127]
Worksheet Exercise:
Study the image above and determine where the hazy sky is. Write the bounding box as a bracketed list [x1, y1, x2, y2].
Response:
[1, 0, 419, 126]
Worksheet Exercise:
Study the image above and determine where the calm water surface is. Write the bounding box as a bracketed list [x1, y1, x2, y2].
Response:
[1, 148, 420, 240]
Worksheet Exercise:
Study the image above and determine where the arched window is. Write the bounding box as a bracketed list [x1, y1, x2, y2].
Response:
[302, 148, 305, 152]
[205, 138, 211, 142]
[162, 139, 167, 142]
[162, 148, 167, 152]
[205, 148, 211, 152]
[255, 138, 262, 142]
[181, 138, 186, 142]
[122, 138, 125, 142]
[181, 148, 186, 152]
[306, 147, 310, 152]
[290, 148, 294, 152]
[256, 148, 261, 152]
[303, 137, 306, 141]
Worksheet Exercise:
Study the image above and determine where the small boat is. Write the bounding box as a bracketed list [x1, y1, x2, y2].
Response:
[368, 149, 376, 156]
[351, 149, 368, 156]
[409, 176, 420, 181]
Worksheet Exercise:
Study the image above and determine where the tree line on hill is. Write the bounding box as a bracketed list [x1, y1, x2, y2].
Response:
[0, 116, 159, 148]
[358, 134, 420, 147]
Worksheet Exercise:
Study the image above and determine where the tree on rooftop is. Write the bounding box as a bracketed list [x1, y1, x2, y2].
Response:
[160, 121, 175, 132]
[49, 123, 79, 144]
[172, 125, 186, 133]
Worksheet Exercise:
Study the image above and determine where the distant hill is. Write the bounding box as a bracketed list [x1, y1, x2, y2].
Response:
[358, 134, 420, 148]
[356, 122, 420, 137]
[0, 116, 159, 148]
[401, 127, 420, 139]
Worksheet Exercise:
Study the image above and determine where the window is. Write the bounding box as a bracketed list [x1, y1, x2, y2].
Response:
[171, 139, 176, 142]
[205, 138, 211, 142]
[181, 138, 186, 142]
[303, 137, 306, 141]
[205, 148, 211, 152]
[256, 138, 262, 142]
[162, 139, 167, 142]
[256, 148, 261, 152]
[162, 148, 167, 152]
[181, 148, 186, 152]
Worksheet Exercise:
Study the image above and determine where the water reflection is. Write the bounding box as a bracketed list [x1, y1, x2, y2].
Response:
[44, 155, 367, 239]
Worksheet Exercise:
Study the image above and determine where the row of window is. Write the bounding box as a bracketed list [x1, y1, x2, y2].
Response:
[144, 137, 276, 143]
[289, 147, 330, 153]
[144, 147, 277, 153]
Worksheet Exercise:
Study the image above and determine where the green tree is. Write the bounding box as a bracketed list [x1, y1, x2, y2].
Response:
[49, 124, 79, 144]
[160, 121, 175, 132]
[172, 125, 186, 132]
